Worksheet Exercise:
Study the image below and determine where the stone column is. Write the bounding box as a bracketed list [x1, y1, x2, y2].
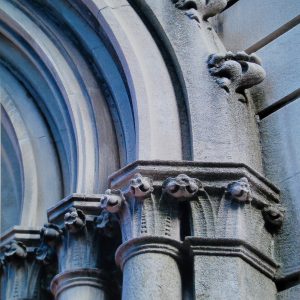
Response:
[0, 227, 44, 299]
[101, 160, 283, 300]
[46, 194, 111, 300]
[99, 164, 205, 300]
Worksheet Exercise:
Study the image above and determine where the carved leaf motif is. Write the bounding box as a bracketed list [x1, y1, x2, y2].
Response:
[64, 207, 86, 233]
[162, 174, 202, 199]
[226, 177, 252, 203]
[4, 241, 27, 260]
[129, 173, 153, 198]
[100, 189, 125, 213]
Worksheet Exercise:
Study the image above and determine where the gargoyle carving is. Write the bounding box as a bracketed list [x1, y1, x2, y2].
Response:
[208, 51, 266, 102]
[162, 174, 202, 199]
[64, 207, 86, 233]
[226, 177, 252, 203]
[100, 189, 125, 213]
[172, 0, 228, 20]
[4, 241, 27, 260]
[129, 173, 153, 198]
[262, 206, 284, 232]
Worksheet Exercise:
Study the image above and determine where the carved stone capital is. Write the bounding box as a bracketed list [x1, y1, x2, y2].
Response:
[47, 194, 103, 272]
[0, 227, 43, 299]
[172, 0, 229, 20]
[106, 161, 283, 270]
[208, 51, 266, 102]
[100, 170, 200, 243]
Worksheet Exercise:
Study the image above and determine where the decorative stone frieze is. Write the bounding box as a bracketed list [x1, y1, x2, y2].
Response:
[172, 0, 229, 21]
[0, 227, 44, 300]
[208, 51, 266, 102]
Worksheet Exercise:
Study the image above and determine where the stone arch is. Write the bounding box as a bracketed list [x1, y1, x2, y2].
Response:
[0, 0, 185, 228]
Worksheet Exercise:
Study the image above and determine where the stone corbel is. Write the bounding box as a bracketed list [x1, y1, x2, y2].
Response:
[208, 51, 266, 102]
[172, 0, 229, 21]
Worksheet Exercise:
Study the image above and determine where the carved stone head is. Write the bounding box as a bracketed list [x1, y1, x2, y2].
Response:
[100, 189, 125, 213]
[4, 241, 27, 260]
[262, 206, 284, 232]
[64, 207, 86, 233]
[130, 173, 153, 198]
[226, 177, 251, 203]
[162, 174, 201, 199]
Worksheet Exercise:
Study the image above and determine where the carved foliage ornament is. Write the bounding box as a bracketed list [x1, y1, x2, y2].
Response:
[172, 0, 229, 21]
[226, 177, 252, 203]
[4, 241, 27, 260]
[64, 207, 86, 233]
[225, 177, 284, 232]
[36, 224, 62, 265]
[99, 174, 202, 240]
[162, 174, 202, 199]
[262, 206, 284, 233]
[129, 173, 154, 198]
[208, 51, 266, 102]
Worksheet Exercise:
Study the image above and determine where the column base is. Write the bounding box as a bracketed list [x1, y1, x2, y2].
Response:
[50, 268, 108, 300]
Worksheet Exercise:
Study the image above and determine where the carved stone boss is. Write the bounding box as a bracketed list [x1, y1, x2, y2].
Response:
[99, 161, 283, 299]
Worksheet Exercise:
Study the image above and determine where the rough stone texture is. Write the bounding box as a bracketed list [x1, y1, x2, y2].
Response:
[250, 26, 300, 111]
[122, 252, 182, 300]
[131, 0, 264, 172]
[260, 100, 300, 277]
[194, 256, 276, 299]
[211, 0, 300, 51]
[277, 284, 300, 300]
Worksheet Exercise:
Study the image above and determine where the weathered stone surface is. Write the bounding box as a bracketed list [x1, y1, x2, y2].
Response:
[251, 26, 300, 112]
[212, 0, 300, 51]
[277, 284, 300, 300]
[260, 100, 300, 277]
[193, 255, 277, 299]
[130, 0, 264, 172]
